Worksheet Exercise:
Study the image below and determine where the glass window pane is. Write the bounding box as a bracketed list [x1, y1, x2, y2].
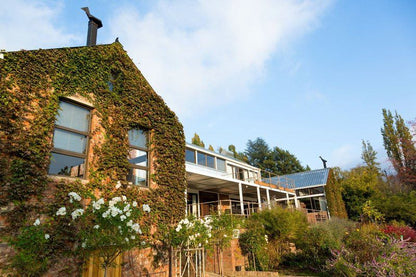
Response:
[206, 155, 215, 168]
[128, 148, 147, 167]
[48, 152, 85, 177]
[128, 129, 147, 148]
[53, 128, 87, 153]
[127, 168, 147, 186]
[56, 101, 90, 132]
[217, 158, 226, 171]
[186, 149, 195, 163]
[197, 152, 206, 166]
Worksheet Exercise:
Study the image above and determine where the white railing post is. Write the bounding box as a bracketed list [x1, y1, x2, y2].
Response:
[257, 186, 262, 211]
[266, 189, 271, 209]
[238, 182, 244, 215]
[294, 194, 299, 208]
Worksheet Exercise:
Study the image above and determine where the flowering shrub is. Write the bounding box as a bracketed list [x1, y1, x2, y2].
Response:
[328, 238, 416, 276]
[382, 224, 416, 242]
[8, 190, 151, 276]
[171, 215, 212, 248]
[53, 191, 151, 273]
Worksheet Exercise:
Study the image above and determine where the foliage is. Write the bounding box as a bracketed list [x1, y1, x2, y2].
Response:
[191, 133, 205, 148]
[325, 168, 348, 218]
[382, 224, 416, 242]
[283, 218, 355, 271]
[328, 237, 416, 276]
[381, 109, 416, 189]
[361, 200, 384, 223]
[209, 214, 241, 251]
[171, 215, 212, 248]
[8, 225, 52, 277]
[239, 207, 308, 271]
[361, 140, 380, 173]
[66, 193, 150, 272]
[227, 144, 248, 163]
[0, 43, 186, 274]
[244, 137, 308, 175]
[340, 166, 379, 220]
[372, 190, 416, 228]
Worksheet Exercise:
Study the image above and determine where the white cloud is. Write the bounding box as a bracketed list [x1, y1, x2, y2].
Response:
[330, 144, 360, 169]
[0, 0, 80, 51]
[109, 0, 332, 117]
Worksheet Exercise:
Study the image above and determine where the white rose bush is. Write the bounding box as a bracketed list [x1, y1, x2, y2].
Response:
[54, 191, 151, 275]
[171, 215, 213, 249]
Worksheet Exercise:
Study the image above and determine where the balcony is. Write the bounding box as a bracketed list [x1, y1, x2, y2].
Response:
[187, 200, 328, 223]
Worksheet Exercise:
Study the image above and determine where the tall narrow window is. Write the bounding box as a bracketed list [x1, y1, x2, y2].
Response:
[48, 100, 90, 178]
[127, 129, 148, 187]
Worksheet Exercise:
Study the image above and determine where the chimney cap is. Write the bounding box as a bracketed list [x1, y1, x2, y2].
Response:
[81, 7, 103, 28]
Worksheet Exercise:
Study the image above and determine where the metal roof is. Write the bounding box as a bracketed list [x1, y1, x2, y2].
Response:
[273, 168, 330, 189]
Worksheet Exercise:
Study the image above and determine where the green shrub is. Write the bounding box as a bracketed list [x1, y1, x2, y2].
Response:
[239, 206, 308, 271]
[283, 217, 355, 271]
[9, 225, 52, 277]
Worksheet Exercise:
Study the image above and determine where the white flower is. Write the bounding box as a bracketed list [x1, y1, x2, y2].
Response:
[109, 197, 121, 207]
[122, 195, 127, 201]
[93, 225, 100, 229]
[33, 218, 41, 226]
[175, 225, 182, 232]
[81, 242, 86, 248]
[131, 235, 136, 240]
[223, 234, 227, 238]
[56, 207, 67, 216]
[120, 215, 126, 221]
[123, 204, 131, 212]
[102, 211, 109, 218]
[127, 220, 133, 227]
[125, 237, 129, 242]
[93, 198, 104, 210]
[132, 223, 142, 234]
[110, 207, 121, 217]
[189, 235, 195, 241]
[71, 209, 84, 220]
[68, 192, 81, 202]
[142, 204, 151, 213]
[132, 201, 137, 207]
[126, 211, 131, 217]
[141, 241, 146, 246]
[45, 234, 50, 240]
[264, 235, 268, 243]
[115, 181, 122, 189]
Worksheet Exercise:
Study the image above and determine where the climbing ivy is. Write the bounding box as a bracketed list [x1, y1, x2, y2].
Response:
[0, 42, 186, 274]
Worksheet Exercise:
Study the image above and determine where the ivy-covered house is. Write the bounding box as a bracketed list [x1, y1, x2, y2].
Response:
[0, 42, 186, 276]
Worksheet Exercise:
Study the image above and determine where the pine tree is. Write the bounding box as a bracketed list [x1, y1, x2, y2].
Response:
[191, 133, 205, 148]
[361, 140, 380, 173]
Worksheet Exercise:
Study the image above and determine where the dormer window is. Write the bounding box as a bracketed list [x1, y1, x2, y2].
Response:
[127, 129, 148, 187]
[48, 100, 91, 178]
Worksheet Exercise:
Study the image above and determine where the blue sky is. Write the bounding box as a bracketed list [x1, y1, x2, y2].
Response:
[1, 0, 415, 170]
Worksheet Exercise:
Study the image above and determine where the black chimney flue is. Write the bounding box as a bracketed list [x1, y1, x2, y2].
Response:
[81, 7, 103, 46]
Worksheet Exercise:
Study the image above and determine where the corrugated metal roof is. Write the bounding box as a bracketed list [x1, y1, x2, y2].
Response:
[274, 168, 330, 189]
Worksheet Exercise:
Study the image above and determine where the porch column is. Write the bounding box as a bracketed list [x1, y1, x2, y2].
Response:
[257, 186, 262, 211]
[294, 194, 300, 208]
[266, 189, 271, 209]
[238, 182, 244, 215]
[286, 192, 290, 207]
[185, 189, 188, 216]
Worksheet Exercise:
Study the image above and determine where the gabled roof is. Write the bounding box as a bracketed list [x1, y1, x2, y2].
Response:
[277, 168, 330, 189]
